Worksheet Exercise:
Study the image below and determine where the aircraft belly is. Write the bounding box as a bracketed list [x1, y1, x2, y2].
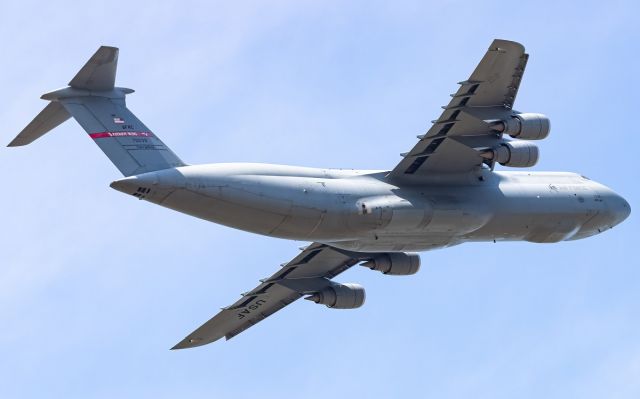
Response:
[269, 205, 326, 238]
[324, 191, 491, 252]
[424, 195, 490, 235]
[158, 189, 290, 236]
[158, 182, 358, 240]
[325, 235, 456, 252]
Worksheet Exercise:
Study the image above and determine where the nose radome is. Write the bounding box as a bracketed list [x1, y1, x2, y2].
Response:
[612, 193, 631, 226]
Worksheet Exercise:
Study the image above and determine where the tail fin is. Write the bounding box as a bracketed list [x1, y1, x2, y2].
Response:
[8, 46, 186, 177]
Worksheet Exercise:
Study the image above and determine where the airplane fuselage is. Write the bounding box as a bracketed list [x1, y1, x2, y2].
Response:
[111, 163, 630, 252]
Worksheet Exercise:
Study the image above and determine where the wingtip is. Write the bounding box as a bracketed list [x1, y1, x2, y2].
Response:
[7, 139, 25, 147]
[96, 45, 120, 57]
[170, 337, 207, 350]
[490, 38, 525, 53]
[170, 341, 188, 350]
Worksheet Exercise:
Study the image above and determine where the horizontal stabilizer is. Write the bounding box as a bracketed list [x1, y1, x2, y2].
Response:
[68, 46, 118, 91]
[8, 101, 70, 147]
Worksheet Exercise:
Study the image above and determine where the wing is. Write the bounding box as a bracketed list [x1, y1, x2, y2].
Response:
[171, 243, 366, 349]
[388, 39, 528, 178]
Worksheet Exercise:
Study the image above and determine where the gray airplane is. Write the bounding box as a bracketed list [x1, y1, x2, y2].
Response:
[9, 39, 630, 349]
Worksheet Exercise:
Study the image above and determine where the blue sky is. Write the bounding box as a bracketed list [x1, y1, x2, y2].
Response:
[1, 1, 638, 398]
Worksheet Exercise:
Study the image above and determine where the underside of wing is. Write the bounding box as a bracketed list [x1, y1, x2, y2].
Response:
[171, 244, 368, 349]
[388, 39, 549, 180]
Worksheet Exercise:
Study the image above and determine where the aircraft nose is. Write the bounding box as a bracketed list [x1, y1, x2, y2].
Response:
[610, 193, 631, 227]
[572, 185, 631, 240]
[595, 184, 631, 229]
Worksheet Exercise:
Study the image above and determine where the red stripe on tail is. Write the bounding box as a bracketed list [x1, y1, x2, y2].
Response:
[89, 131, 155, 139]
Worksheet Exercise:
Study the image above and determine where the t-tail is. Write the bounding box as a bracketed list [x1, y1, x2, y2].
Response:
[8, 46, 186, 176]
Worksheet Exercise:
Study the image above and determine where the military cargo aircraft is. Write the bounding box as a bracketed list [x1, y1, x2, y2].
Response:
[9, 39, 630, 349]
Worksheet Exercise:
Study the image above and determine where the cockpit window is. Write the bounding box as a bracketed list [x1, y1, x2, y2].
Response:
[581, 175, 591, 180]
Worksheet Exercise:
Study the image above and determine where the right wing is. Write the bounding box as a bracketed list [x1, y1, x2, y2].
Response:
[172, 243, 368, 350]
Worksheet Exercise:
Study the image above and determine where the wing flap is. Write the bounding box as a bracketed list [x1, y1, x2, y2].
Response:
[401, 138, 484, 175]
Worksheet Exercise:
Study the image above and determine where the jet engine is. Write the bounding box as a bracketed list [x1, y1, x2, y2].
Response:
[481, 140, 539, 168]
[362, 252, 421, 275]
[490, 113, 550, 140]
[305, 283, 365, 309]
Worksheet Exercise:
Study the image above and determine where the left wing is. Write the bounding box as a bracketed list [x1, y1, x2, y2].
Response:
[172, 243, 367, 349]
[388, 39, 529, 179]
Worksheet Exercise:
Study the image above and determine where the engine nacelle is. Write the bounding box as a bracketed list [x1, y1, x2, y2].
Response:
[491, 113, 550, 140]
[492, 140, 539, 167]
[362, 252, 421, 275]
[305, 283, 365, 309]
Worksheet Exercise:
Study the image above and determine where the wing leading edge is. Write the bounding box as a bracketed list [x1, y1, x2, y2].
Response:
[172, 243, 371, 350]
[388, 39, 529, 179]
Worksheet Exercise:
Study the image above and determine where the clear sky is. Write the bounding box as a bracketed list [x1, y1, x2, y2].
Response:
[1, 1, 638, 398]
